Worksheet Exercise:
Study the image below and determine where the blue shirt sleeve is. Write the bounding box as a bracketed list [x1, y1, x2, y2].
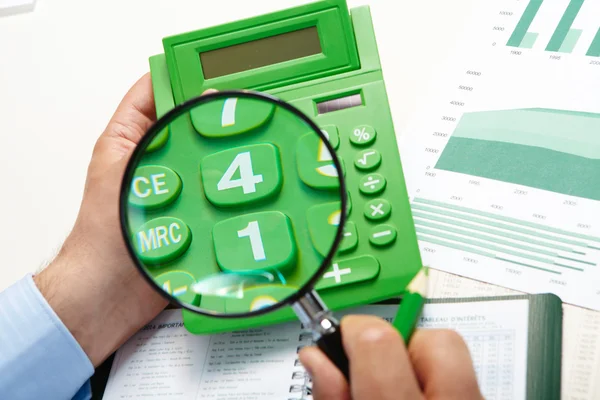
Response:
[0, 274, 94, 400]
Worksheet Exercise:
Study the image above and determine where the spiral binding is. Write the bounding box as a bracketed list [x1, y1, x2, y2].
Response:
[288, 327, 314, 400]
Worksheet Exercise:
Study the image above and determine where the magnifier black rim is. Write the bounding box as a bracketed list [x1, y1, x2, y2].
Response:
[119, 90, 347, 319]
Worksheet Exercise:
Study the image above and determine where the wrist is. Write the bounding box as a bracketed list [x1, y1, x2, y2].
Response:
[34, 235, 168, 366]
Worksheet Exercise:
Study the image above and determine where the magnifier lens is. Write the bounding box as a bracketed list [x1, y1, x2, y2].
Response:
[121, 92, 345, 317]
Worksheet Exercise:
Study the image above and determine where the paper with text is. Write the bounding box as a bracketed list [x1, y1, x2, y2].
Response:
[103, 300, 529, 400]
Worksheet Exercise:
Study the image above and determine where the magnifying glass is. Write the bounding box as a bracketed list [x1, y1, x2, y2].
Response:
[120, 91, 350, 378]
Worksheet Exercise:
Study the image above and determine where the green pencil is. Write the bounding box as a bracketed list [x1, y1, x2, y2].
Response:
[393, 267, 429, 343]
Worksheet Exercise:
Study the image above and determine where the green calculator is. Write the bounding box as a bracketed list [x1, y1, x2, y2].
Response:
[144, 0, 422, 334]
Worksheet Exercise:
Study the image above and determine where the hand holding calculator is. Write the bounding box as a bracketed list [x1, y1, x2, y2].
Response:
[125, 0, 422, 334]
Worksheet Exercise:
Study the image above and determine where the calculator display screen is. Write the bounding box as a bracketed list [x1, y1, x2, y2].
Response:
[200, 27, 322, 79]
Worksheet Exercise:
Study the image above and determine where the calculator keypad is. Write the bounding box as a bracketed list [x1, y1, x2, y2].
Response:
[212, 211, 296, 273]
[129, 87, 412, 324]
[201, 144, 282, 207]
[308, 105, 410, 291]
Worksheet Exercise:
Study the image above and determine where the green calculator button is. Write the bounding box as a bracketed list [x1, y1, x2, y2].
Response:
[320, 125, 340, 149]
[155, 270, 196, 304]
[339, 221, 358, 253]
[201, 144, 282, 207]
[213, 211, 296, 274]
[129, 165, 182, 209]
[364, 198, 391, 221]
[316, 256, 380, 290]
[297, 133, 342, 190]
[359, 173, 386, 195]
[350, 125, 377, 146]
[346, 191, 352, 216]
[223, 285, 298, 313]
[306, 202, 342, 257]
[191, 97, 275, 138]
[354, 149, 381, 171]
[133, 217, 192, 265]
[369, 224, 397, 247]
[147, 127, 169, 152]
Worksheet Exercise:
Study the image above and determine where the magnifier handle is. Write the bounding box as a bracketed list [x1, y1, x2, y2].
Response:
[316, 321, 350, 381]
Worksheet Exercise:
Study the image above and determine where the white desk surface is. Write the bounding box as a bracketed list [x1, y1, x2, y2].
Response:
[0, 0, 477, 290]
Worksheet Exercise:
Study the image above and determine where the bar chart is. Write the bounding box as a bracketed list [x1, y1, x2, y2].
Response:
[506, 0, 600, 56]
[411, 197, 599, 275]
[435, 108, 600, 200]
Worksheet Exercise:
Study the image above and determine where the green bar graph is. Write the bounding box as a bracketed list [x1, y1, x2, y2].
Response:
[520, 32, 539, 49]
[588, 28, 600, 56]
[507, 0, 544, 47]
[559, 29, 583, 53]
[546, 0, 585, 52]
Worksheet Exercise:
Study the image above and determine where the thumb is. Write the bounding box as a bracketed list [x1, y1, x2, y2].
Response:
[299, 347, 350, 400]
[104, 73, 157, 145]
[89, 73, 156, 172]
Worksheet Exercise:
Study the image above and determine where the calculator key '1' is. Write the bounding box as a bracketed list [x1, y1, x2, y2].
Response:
[212, 211, 297, 274]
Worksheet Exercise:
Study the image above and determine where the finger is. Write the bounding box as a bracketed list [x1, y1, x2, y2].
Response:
[409, 329, 483, 399]
[342, 315, 423, 400]
[299, 347, 350, 400]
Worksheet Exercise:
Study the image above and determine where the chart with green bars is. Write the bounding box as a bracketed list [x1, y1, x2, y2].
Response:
[507, 0, 600, 56]
[435, 108, 600, 200]
[411, 198, 600, 276]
